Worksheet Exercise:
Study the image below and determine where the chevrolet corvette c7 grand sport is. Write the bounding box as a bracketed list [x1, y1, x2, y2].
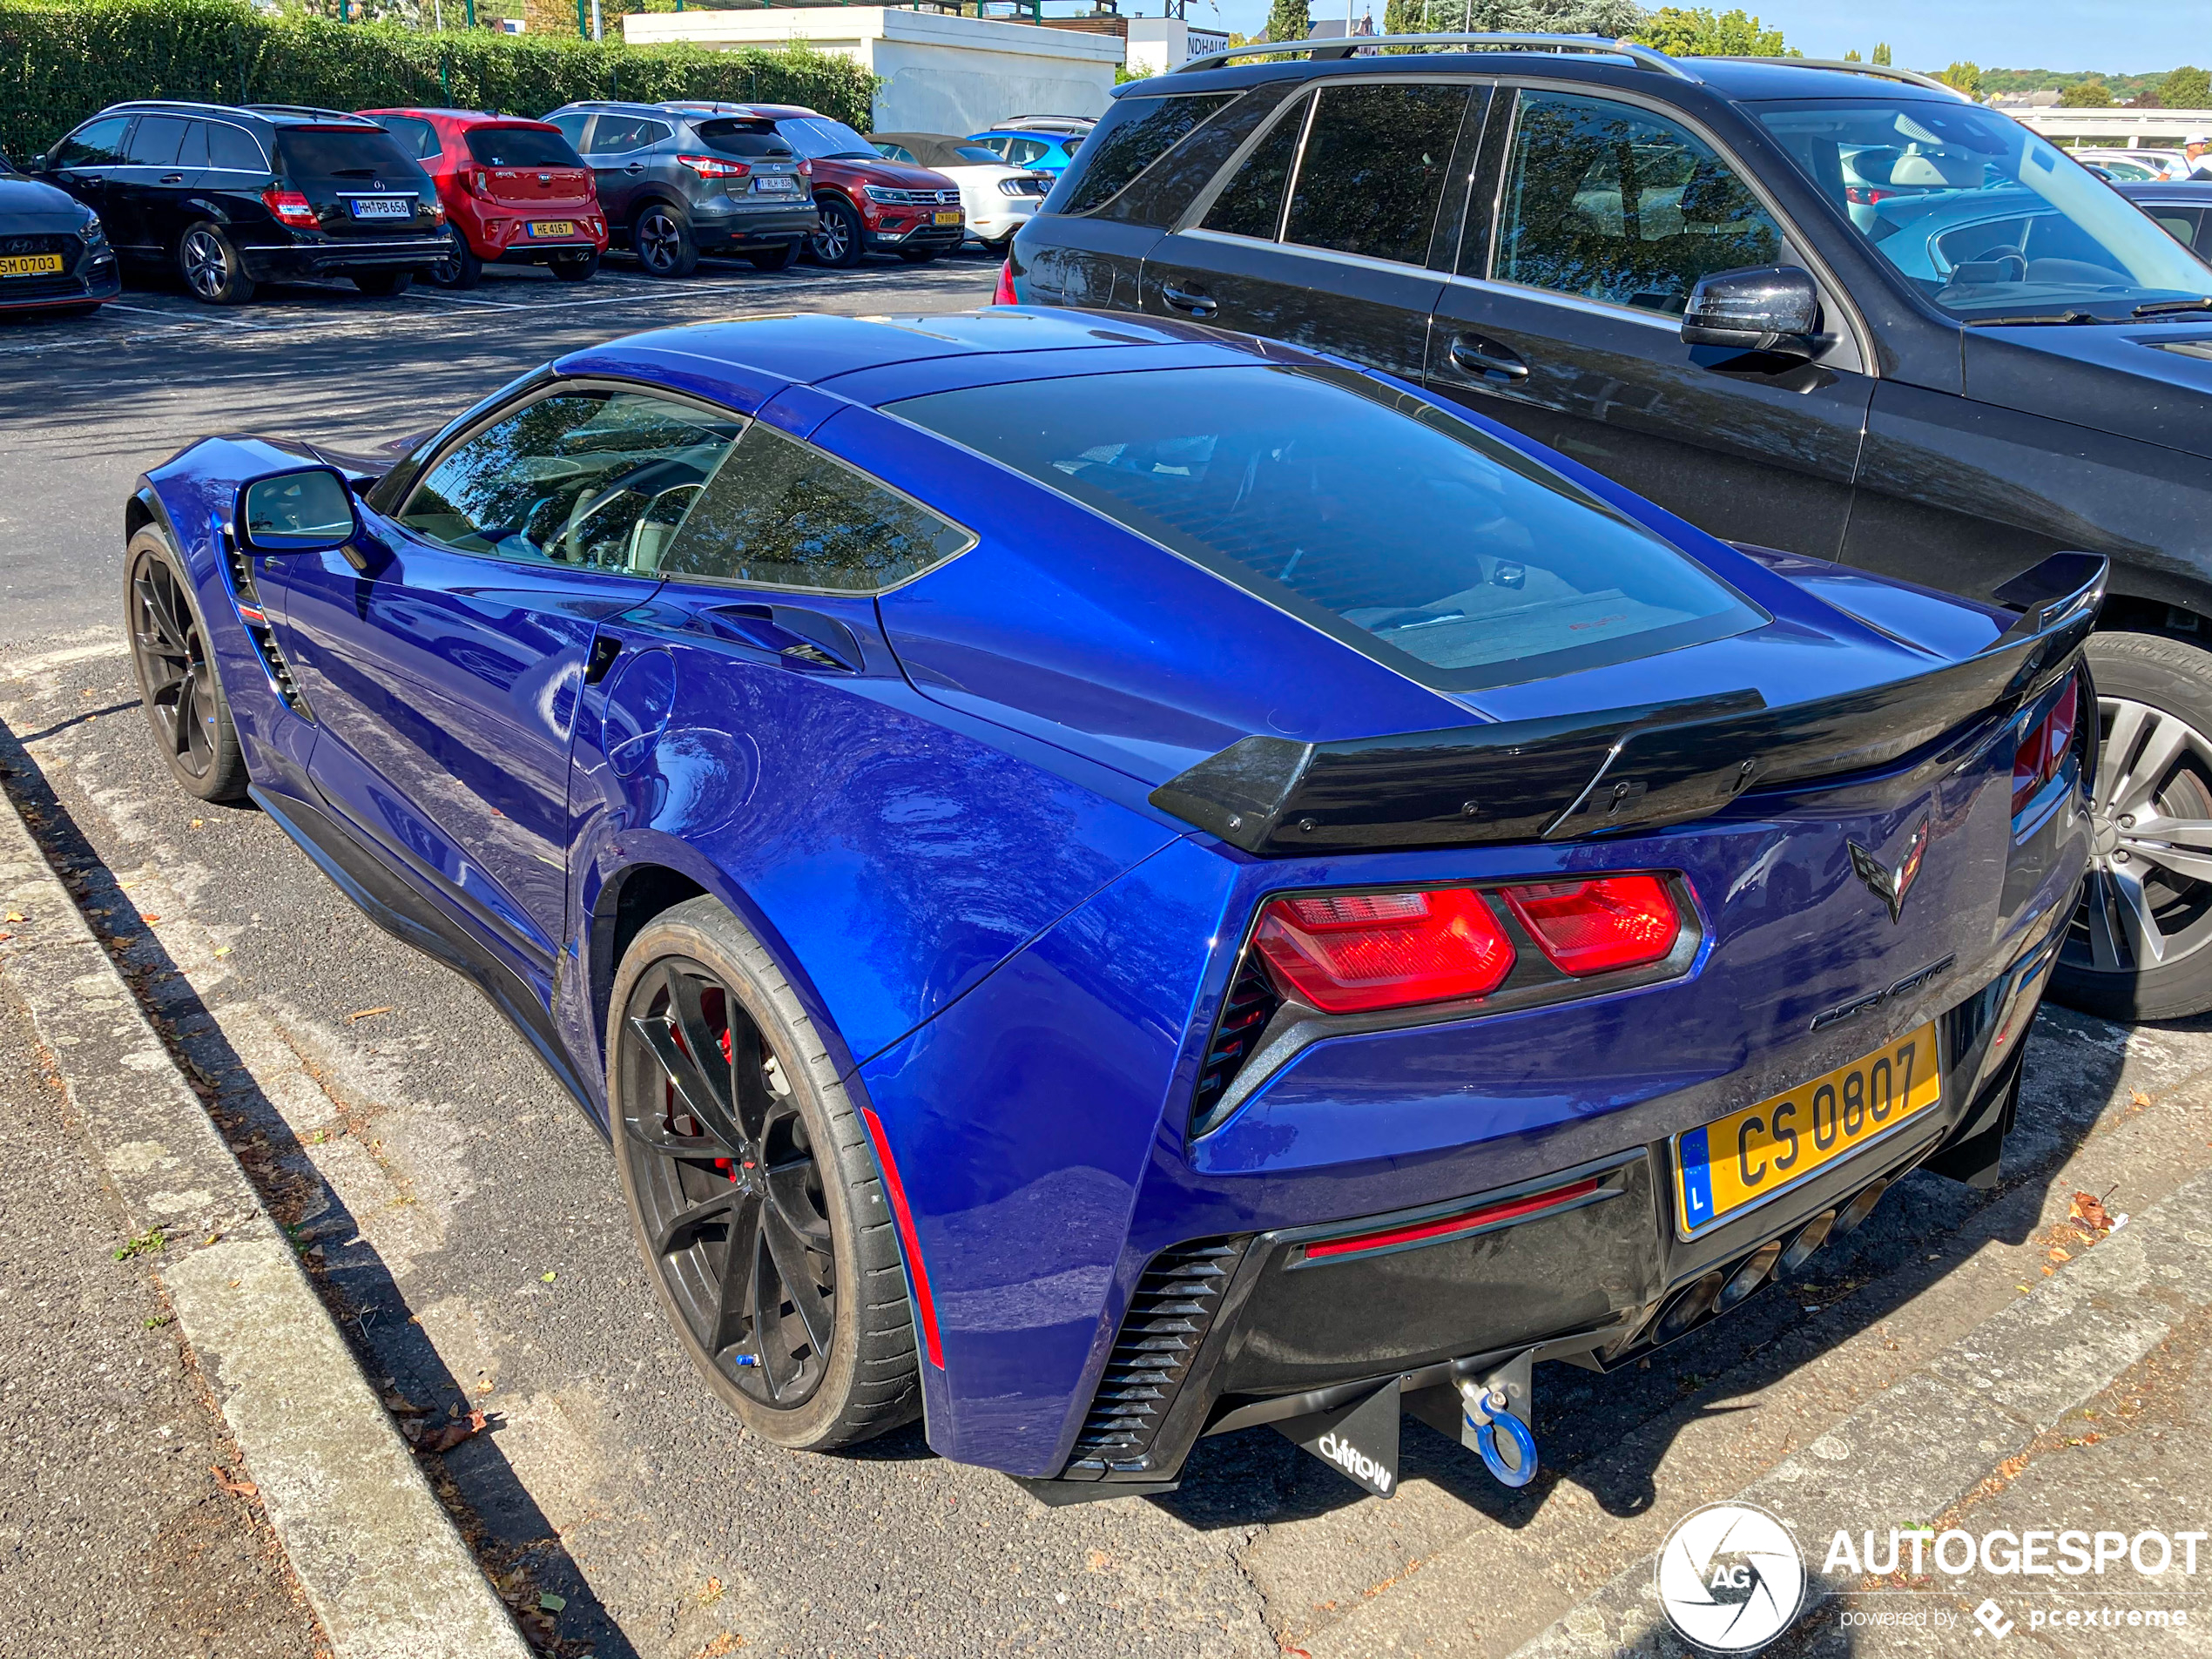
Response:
[123, 308, 2093, 1498]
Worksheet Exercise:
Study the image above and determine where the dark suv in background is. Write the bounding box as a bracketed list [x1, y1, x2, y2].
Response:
[36, 101, 446, 303]
[1013, 36, 2212, 1023]
[543, 100, 815, 276]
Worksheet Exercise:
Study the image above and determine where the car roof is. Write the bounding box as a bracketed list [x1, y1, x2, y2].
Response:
[89, 99, 395, 130]
[553, 309, 1300, 411]
[2120, 181, 2212, 199]
[362, 106, 555, 127]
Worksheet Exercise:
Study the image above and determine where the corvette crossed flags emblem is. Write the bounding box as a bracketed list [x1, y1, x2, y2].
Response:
[1848, 817, 1930, 923]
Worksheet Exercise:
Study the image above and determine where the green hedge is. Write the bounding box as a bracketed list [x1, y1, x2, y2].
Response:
[0, 0, 878, 161]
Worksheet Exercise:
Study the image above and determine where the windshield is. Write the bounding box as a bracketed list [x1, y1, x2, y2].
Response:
[774, 117, 876, 160]
[1757, 99, 2212, 321]
[890, 366, 1761, 691]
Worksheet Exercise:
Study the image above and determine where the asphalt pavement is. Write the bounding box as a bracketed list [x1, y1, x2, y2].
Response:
[4, 252, 2210, 1659]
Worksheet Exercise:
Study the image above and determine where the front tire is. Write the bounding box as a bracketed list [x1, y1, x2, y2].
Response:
[125, 528, 248, 803]
[176, 222, 256, 305]
[632, 203, 698, 279]
[609, 898, 921, 1448]
[807, 196, 863, 268]
[2051, 630, 2212, 1021]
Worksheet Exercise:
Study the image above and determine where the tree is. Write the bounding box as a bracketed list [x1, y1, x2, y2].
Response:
[1871, 42, 1891, 65]
[1843, 48, 1860, 61]
[1382, 0, 1644, 36]
[1264, 0, 1309, 43]
[1632, 7, 1793, 57]
[2060, 76, 2114, 107]
[2164, 64, 2212, 109]
[1934, 61, 1982, 97]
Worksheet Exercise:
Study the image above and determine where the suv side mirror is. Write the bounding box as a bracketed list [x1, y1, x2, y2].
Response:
[1682, 266, 1821, 359]
[235, 466, 361, 554]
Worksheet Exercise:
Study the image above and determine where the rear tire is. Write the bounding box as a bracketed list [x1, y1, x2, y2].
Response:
[2050, 630, 2212, 1022]
[427, 228, 483, 290]
[124, 527, 248, 803]
[745, 242, 797, 273]
[632, 203, 698, 279]
[608, 898, 921, 1449]
[351, 269, 413, 298]
[176, 222, 256, 306]
[550, 249, 599, 282]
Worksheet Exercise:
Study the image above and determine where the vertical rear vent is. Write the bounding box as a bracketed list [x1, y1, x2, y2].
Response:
[1191, 950, 1278, 1133]
[1068, 1236, 1247, 1474]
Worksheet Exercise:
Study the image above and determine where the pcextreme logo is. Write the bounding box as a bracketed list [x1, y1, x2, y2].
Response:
[1656, 1502, 1807, 1652]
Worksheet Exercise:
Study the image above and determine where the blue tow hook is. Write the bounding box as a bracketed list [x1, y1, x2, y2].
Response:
[1460, 1382, 1540, 1488]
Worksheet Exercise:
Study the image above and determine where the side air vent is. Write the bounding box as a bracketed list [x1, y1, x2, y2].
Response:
[1067, 1236, 1248, 1474]
[220, 526, 314, 723]
[1191, 950, 1279, 1135]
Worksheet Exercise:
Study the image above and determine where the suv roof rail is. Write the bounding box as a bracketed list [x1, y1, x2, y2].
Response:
[105, 98, 242, 114]
[240, 103, 374, 123]
[1177, 31, 1702, 80]
[1706, 56, 1971, 98]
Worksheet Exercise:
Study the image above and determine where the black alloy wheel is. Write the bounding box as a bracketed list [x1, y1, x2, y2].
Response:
[808, 195, 863, 268]
[125, 529, 246, 802]
[177, 221, 256, 305]
[610, 899, 920, 1447]
[632, 204, 698, 278]
[428, 226, 484, 289]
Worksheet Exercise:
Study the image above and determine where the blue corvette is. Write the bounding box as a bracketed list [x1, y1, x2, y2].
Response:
[125, 308, 2094, 1500]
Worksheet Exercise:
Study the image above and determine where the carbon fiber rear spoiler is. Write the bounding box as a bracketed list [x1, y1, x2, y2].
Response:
[1150, 553, 2105, 857]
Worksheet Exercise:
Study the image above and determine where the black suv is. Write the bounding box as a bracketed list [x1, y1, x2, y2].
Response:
[36, 102, 448, 303]
[1014, 36, 2212, 1023]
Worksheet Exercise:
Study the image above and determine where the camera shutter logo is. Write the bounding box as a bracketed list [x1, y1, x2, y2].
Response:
[1656, 1501, 1806, 1651]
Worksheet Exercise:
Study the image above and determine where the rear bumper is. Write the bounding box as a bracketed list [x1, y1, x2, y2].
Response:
[692, 203, 818, 251]
[1044, 892, 2071, 1493]
[463, 212, 607, 263]
[239, 236, 452, 280]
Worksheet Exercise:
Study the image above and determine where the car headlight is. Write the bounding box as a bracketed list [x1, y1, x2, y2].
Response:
[861, 184, 906, 205]
[81, 212, 106, 245]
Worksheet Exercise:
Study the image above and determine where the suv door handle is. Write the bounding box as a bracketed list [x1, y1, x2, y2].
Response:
[1161, 283, 1217, 319]
[1448, 334, 1530, 381]
[624, 162, 646, 174]
[158, 172, 185, 185]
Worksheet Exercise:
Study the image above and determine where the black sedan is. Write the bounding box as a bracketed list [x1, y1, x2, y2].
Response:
[0, 150, 117, 318]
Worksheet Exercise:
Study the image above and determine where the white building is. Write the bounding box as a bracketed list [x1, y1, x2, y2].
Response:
[622, 6, 1122, 133]
[1123, 17, 1229, 78]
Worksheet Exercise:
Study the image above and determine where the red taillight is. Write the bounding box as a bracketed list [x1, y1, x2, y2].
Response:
[2013, 674, 2080, 817]
[678, 153, 751, 179]
[799, 158, 814, 177]
[992, 258, 1017, 306]
[1845, 185, 1894, 205]
[1302, 1177, 1602, 1262]
[1499, 874, 1682, 976]
[261, 186, 319, 228]
[1254, 888, 1514, 1014]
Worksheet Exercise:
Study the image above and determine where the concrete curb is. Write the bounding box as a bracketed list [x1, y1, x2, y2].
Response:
[1506, 1166, 2212, 1657]
[0, 791, 534, 1659]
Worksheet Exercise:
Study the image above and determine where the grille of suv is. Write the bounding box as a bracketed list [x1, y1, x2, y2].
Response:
[1067, 1235, 1248, 1473]
[870, 186, 962, 206]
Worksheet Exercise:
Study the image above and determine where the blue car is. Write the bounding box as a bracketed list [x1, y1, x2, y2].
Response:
[966, 128, 1082, 173]
[125, 309, 2092, 1500]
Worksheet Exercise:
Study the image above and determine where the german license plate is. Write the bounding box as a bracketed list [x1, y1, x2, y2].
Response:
[527, 220, 577, 238]
[934, 209, 962, 226]
[752, 175, 798, 192]
[1676, 1024, 1940, 1234]
[0, 253, 63, 277]
[347, 196, 412, 219]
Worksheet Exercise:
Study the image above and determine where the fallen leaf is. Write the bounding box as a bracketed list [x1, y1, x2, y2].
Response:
[189, 819, 204, 829]
[3, 912, 21, 923]
[2131, 1089, 2153, 1108]
[203, 1231, 221, 1246]
[537, 1592, 566, 1613]
[411, 1408, 488, 1456]
[382, 1391, 428, 1416]
[2048, 1246, 2072, 1263]
[212, 946, 231, 958]
[139, 914, 160, 923]
[211, 1464, 259, 1499]
[347, 1006, 394, 1023]
[541, 1271, 556, 1284]
[2069, 1191, 2114, 1235]
[700, 1576, 725, 1606]
[476, 1377, 495, 1393]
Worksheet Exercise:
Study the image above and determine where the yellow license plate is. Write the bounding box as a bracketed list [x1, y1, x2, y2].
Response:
[528, 220, 577, 238]
[934, 210, 962, 226]
[1676, 1024, 1939, 1234]
[0, 254, 64, 277]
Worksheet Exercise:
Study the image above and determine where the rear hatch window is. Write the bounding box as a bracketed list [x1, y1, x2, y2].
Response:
[695, 118, 796, 159]
[277, 125, 423, 183]
[890, 366, 1763, 693]
[463, 125, 583, 168]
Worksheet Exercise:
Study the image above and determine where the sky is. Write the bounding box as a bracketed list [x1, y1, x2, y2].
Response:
[1179, 0, 2207, 74]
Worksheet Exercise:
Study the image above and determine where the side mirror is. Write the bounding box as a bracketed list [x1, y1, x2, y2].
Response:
[235, 466, 361, 555]
[1681, 265, 1821, 358]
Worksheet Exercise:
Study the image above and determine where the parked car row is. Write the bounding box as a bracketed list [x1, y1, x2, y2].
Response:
[0, 98, 1074, 310]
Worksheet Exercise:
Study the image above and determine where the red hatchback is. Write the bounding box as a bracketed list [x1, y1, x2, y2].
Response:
[360, 108, 606, 287]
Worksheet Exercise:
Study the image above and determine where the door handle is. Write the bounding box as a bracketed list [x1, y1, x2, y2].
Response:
[158, 172, 185, 184]
[1448, 334, 1530, 382]
[624, 162, 646, 174]
[700, 604, 863, 672]
[1161, 283, 1217, 320]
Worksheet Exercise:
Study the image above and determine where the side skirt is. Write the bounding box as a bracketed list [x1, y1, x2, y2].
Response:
[248, 784, 605, 1133]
